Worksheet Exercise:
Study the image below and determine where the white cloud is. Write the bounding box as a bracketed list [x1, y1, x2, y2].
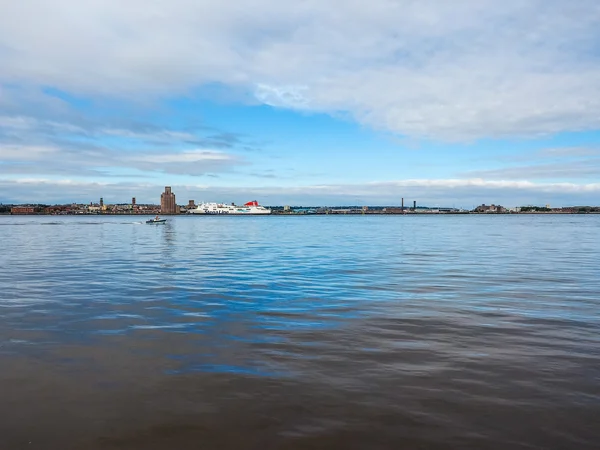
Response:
[461, 160, 600, 180]
[128, 149, 245, 175]
[0, 142, 245, 177]
[134, 150, 236, 164]
[536, 147, 600, 158]
[1, 0, 599, 139]
[254, 84, 310, 108]
[0, 144, 59, 160]
[0, 116, 38, 130]
[99, 127, 198, 143]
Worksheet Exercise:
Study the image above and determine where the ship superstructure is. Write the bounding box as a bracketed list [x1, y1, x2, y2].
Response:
[188, 200, 271, 215]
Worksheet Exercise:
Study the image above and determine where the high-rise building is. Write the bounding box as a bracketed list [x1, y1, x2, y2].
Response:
[161, 186, 178, 214]
[132, 197, 136, 206]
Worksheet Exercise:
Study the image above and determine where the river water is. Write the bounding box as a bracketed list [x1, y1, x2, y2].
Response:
[1, 214, 599, 449]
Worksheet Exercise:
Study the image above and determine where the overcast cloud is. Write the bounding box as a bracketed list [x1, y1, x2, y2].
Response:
[1, 1, 600, 206]
[1, 0, 600, 140]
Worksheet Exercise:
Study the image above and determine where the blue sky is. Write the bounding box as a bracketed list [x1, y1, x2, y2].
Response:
[1, 0, 600, 207]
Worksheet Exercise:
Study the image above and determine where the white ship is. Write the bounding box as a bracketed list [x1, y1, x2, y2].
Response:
[188, 200, 272, 215]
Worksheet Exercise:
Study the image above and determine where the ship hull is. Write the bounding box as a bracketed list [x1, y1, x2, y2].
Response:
[188, 210, 271, 215]
[188, 202, 271, 215]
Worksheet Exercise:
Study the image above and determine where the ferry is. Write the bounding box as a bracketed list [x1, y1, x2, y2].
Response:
[188, 200, 272, 215]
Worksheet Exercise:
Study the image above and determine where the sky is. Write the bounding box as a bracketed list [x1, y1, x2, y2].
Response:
[1, 0, 600, 207]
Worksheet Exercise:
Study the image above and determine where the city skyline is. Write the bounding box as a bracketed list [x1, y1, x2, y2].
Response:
[1, 1, 600, 207]
[2, 183, 599, 213]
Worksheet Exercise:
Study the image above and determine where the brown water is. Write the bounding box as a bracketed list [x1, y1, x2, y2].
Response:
[1, 215, 599, 449]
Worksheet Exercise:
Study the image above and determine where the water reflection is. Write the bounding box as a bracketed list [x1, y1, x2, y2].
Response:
[0, 214, 599, 449]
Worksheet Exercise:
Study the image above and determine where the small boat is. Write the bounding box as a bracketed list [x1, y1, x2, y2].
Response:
[146, 218, 167, 224]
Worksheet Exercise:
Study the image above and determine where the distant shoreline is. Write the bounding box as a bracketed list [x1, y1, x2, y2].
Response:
[2, 211, 599, 216]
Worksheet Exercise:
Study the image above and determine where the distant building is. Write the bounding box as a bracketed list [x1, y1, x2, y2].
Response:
[383, 207, 404, 214]
[161, 186, 178, 214]
[11, 206, 37, 214]
[187, 200, 196, 209]
[474, 204, 506, 213]
[132, 197, 136, 206]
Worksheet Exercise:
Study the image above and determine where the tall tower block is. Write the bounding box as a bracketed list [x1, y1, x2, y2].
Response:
[160, 187, 177, 214]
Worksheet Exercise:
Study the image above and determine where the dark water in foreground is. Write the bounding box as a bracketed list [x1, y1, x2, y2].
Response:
[1, 214, 599, 449]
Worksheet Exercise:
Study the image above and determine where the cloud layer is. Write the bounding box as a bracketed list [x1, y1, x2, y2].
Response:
[0, 115, 249, 177]
[2, 0, 600, 140]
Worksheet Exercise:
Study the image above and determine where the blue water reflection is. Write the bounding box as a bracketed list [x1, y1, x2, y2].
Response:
[1, 214, 599, 379]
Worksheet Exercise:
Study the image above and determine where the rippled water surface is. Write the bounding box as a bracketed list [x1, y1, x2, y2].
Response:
[1, 214, 599, 449]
